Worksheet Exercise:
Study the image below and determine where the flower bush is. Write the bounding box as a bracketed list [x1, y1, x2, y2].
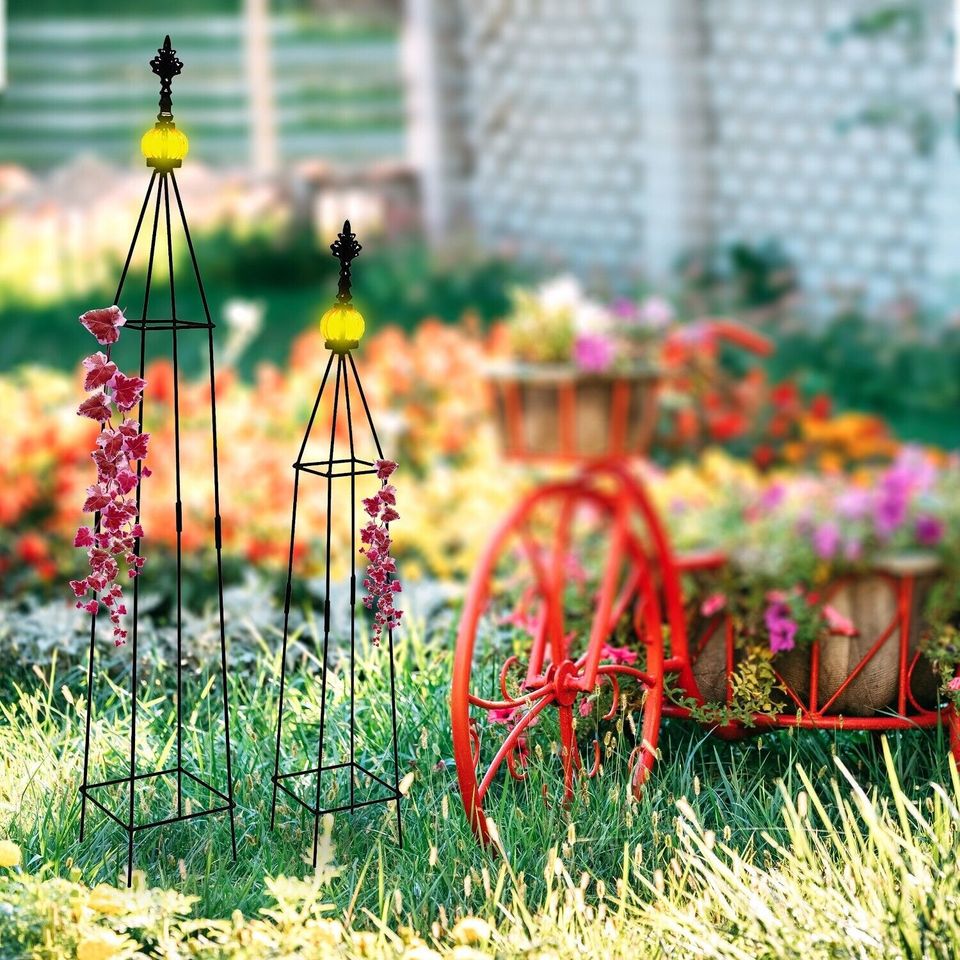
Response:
[0, 319, 519, 605]
[500, 275, 667, 371]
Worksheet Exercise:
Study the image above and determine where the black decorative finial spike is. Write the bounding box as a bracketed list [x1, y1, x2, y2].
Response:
[149, 35, 183, 121]
[330, 219, 363, 303]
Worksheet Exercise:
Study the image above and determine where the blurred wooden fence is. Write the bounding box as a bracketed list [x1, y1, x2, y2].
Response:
[0, 14, 405, 169]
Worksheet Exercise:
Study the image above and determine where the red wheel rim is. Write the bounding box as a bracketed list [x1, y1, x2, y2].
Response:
[450, 474, 666, 843]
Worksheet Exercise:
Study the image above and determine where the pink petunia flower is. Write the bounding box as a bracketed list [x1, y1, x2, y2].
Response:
[915, 514, 944, 547]
[573, 333, 616, 373]
[823, 605, 858, 637]
[700, 592, 727, 618]
[599, 643, 638, 666]
[947, 677, 960, 692]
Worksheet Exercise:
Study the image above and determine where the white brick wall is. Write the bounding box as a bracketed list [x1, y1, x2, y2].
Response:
[407, 0, 958, 312]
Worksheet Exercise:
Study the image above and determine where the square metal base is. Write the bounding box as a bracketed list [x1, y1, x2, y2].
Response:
[272, 761, 400, 817]
[80, 766, 233, 833]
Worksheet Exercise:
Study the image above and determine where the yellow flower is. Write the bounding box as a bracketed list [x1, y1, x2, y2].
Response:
[403, 946, 442, 960]
[451, 916, 492, 945]
[87, 884, 130, 916]
[352, 931, 379, 956]
[0, 840, 21, 868]
[452, 948, 492, 960]
[76, 928, 137, 960]
[307, 919, 344, 948]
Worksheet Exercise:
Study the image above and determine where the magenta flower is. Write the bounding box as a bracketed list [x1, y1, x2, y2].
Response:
[765, 600, 798, 653]
[813, 522, 840, 560]
[835, 487, 871, 520]
[599, 643, 637, 666]
[948, 677, 960, 692]
[758, 484, 786, 512]
[915, 514, 944, 547]
[700, 593, 727, 617]
[573, 333, 616, 373]
[637, 295, 675, 330]
[823, 605, 857, 637]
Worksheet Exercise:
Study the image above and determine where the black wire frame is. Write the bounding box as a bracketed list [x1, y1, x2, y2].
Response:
[76, 169, 237, 887]
[269, 348, 403, 868]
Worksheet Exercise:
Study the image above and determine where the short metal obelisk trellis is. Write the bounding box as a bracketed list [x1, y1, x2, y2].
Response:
[270, 222, 403, 866]
[77, 37, 237, 886]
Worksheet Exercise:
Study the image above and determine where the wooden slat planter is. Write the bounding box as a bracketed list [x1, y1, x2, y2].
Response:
[691, 552, 943, 718]
[487, 362, 659, 460]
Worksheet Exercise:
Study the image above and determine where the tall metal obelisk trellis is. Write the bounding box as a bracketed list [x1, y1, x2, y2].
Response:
[77, 37, 237, 886]
[270, 222, 403, 867]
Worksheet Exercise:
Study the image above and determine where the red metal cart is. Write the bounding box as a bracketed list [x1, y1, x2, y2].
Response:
[450, 329, 960, 843]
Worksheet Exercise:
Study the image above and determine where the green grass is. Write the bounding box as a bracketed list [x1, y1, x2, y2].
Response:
[1, 610, 957, 946]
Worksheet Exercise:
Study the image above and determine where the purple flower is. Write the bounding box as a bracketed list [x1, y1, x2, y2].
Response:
[610, 298, 640, 322]
[874, 481, 908, 539]
[871, 462, 914, 539]
[844, 536, 863, 562]
[892, 446, 937, 494]
[573, 333, 616, 373]
[638, 295, 675, 330]
[759, 483, 786, 512]
[813, 521, 841, 560]
[765, 601, 798, 653]
[915, 514, 944, 547]
[835, 487, 871, 520]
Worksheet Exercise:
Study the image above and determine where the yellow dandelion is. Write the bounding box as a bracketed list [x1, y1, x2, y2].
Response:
[0, 840, 21, 868]
[403, 946, 442, 960]
[307, 918, 344, 948]
[352, 931, 379, 956]
[451, 916, 492, 945]
[86, 885, 129, 917]
[76, 928, 137, 960]
[452, 947, 492, 960]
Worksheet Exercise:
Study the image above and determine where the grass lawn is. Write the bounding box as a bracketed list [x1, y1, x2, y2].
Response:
[2, 610, 959, 956]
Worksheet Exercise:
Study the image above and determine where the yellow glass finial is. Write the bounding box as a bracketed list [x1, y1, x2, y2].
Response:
[144, 36, 187, 170]
[141, 122, 189, 169]
[319, 302, 365, 351]
[321, 220, 365, 352]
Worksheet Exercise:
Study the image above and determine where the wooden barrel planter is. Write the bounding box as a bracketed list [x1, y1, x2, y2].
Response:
[487, 362, 660, 460]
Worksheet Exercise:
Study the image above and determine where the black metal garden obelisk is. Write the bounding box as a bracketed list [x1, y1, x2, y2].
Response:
[77, 37, 237, 886]
[269, 221, 403, 868]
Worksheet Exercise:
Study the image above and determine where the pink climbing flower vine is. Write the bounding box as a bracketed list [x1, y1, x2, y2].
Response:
[69, 306, 150, 646]
[360, 458, 403, 646]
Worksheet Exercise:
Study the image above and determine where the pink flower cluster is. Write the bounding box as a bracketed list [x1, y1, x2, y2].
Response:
[360, 458, 403, 646]
[69, 306, 149, 646]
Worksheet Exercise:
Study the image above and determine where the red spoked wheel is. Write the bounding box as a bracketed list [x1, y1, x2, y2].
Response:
[451, 473, 666, 843]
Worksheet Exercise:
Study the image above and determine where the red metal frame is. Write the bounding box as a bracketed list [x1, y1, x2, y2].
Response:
[455, 321, 959, 842]
[451, 461, 960, 844]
